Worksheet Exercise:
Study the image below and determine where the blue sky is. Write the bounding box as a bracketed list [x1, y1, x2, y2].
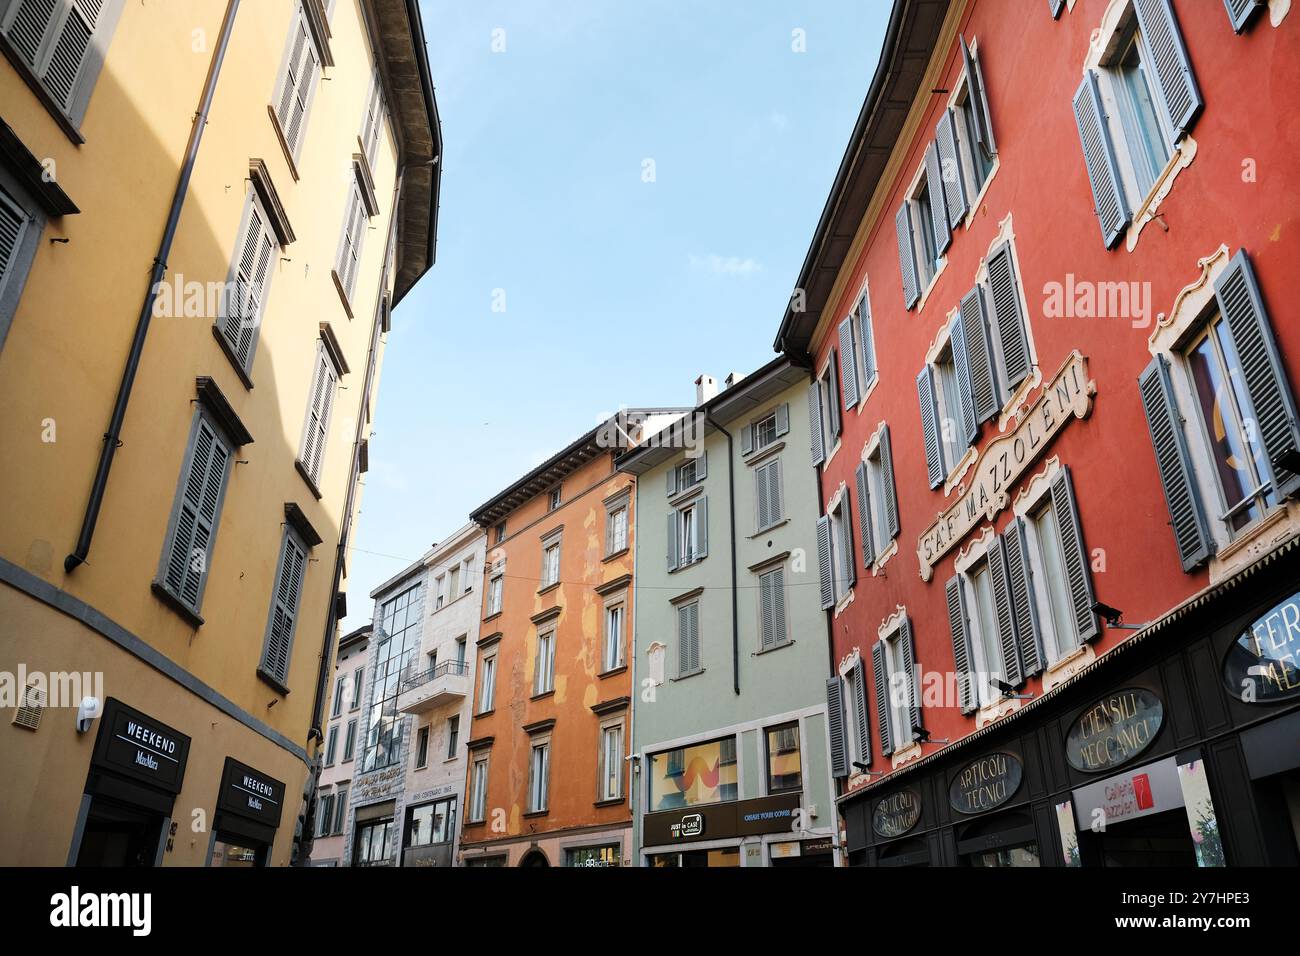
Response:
[341, 1, 889, 629]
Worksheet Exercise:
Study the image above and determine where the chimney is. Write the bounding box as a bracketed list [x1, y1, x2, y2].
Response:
[695, 374, 718, 406]
[723, 371, 745, 390]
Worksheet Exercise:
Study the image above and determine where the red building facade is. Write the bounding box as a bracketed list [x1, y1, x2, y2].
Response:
[779, 0, 1300, 866]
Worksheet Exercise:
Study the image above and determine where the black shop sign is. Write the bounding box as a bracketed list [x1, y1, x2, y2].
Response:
[1065, 688, 1163, 773]
[90, 698, 190, 793]
[216, 757, 285, 828]
[948, 752, 1023, 815]
[1223, 590, 1300, 703]
[872, 789, 921, 838]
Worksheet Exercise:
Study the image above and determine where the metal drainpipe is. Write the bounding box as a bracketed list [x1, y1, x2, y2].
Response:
[703, 412, 740, 696]
[64, 0, 241, 573]
[626, 469, 639, 864]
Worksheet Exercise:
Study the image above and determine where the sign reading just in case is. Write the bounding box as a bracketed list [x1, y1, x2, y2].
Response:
[91, 698, 190, 793]
[217, 757, 285, 828]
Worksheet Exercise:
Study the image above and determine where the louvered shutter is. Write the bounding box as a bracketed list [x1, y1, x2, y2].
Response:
[0, 190, 27, 285]
[338, 187, 366, 300]
[872, 642, 893, 756]
[740, 422, 753, 456]
[666, 464, 678, 497]
[852, 658, 872, 766]
[959, 35, 996, 154]
[224, 201, 274, 370]
[1132, 0, 1202, 138]
[3, 0, 60, 68]
[774, 402, 789, 437]
[826, 351, 842, 439]
[880, 425, 901, 540]
[1214, 250, 1300, 497]
[302, 346, 338, 485]
[1073, 71, 1130, 249]
[815, 515, 833, 610]
[42, 0, 102, 110]
[898, 617, 923, 733]
[924, 140, 952, 254]
[261, 532, 305, 683]
[896, 203, 921, 310]
[1224, 0, 1266, 32]
[281, 11, 320, 157]
[855, 461, 874, 568]
[755, 464, 770, 531]
[1050, 466, 1100, 644]
[959, 285, 999, 424]
[767, 460, 782, 524]
[759, 571, 774, 650]
[164, 418, 231, 612]
[946, 575, 977, 714]
[936, 110, 969, 229]
[987, 535, 1023, 688]
[666, 511, 678, 572]
[857, 296, 877, 385]
[948, 308, 980, 446]
[839, 494, 856, 588]
[771, 568, 786, 647]
[696, 450, 708, 481]
[808, 380, 825, 467]
[839, 318, 860, 409]
[678, 602, 699, 674]
[1138, 355, 1213, 570]
[695, 497, 708, 559]
[827, 677, 848, 777]
[1050, 0, 1065, 18]
[917, 367, 943, 489]
[1003, 518, 1046, 677]
[987, 243, 1032, 392]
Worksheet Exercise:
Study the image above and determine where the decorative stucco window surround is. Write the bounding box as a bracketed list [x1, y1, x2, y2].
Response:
[878, 606, 922, 771]
[952, 524, 1023, 727]
[902, 156, 948, 313]
[860, 420, 898, 575]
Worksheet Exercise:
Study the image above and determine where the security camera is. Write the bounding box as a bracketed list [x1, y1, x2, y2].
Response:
[76, 696, 101, 734]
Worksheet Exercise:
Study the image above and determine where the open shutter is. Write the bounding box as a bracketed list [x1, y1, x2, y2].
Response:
[774, 402, 789, 437]
[808, 380, 825, 467]
[946, 575, 977, 715]
[740, 421, 753, 456]
[857, 295, 877, 385]
[3, 0, 61, 68]
[898, 618, 923, 734]
[923, 141, 952, 254]
[41, 0, 102, 110]
[880, 425, 901, 540]
[815, 515, 833, 610]
[696, 450, 708, 481]
[1073, 71, 1130, 249]
[948, 308, 980, 446]
[839, 318, 860, 409]
[986, 243, 1032, 392]
[855, 461, 875, 569]
[838, 492, 856, 588]
[225, 204, 273, 370]
[917, 367, 943, 489]
[164, 418, 230, 611]
[262, 533, 306, 683]
[695, 496, 708, 559]
[666, 464, 678, 497]
[1050, 0, 1065, 18]
[1050, 466, 1100, 644]
[1224, 0, 1266, 32]
[896, 203, 921, 310]
[1138, 355, 1214, 570]
[871, 642, 893, 757]
[0, 192, 26, 282]
[1003, 518, 1046, 677]
[959, 285, 999, 424]
[935, 110, 969, 229]
[826, 351, 843, 439]
[959, 35, 996, 154]
[852, 658, 872, 767]
[826, 677, 848, 778]
[666, 511, 678, 572]
[1132, 0, 1203, 138]
[987, 536, 1024, 688]
[1215, 250, 1300, 497]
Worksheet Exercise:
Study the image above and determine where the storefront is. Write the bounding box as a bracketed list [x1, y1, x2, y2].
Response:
[352, 800, 397, 867]
[401, 795, 457, 867]
[641, 791, 806, 867]
[207, 757, 285, 867]
[840, 557, 1300, 867]
[72, 698, 191, 867]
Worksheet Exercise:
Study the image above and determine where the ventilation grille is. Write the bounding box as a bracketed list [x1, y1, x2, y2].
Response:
[13, 683, 45, 730]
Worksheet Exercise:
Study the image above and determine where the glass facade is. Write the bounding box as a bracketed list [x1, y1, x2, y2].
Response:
[361, 584, 422, 773]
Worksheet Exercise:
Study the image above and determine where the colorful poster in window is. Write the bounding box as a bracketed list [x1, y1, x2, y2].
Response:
[1054, 799, 1080, 867]
[647, 737, 738, 811]
[1176, 759, 1225, 867]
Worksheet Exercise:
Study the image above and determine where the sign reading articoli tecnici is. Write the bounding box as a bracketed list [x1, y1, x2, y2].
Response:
[948, 753, 1023, 815]
[1065, 688, 1163, 773]
[1222, 590, 1300, 703]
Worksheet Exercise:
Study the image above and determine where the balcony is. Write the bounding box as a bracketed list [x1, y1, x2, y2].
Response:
[396, 661, 470, 715]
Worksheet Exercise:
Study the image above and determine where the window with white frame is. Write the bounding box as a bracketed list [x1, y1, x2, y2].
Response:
[854, 426, 901, 568]
[332, 674, 346, 717]
[527, 736, 550, 812]
[434, 573, 446, 610]
[598, 718, 625, 801]
[960, 556, 1006, 708]
[668, 497, 707, 570]
[334, 180, 367, 305]
[757, 565, 788, 651]
[468, 752, 489, 822]
[744, 403, 789, 458]
[606, 499, 629, 556]
[298, 338, 341, 489]
[359, 66, 387, 169]
[414, 725, 429, 769]
[602, 600, 625, 672]
[837, 288, 878, 409]
[533, 628, 555, 695]
[548, 485, 562, 511]
[270, 2, 322, 162]
[446, 714, 459, 759]
[343, 718, 356, 762]
[908, 172, 943, 290]
[460, 556, 474, 594]
[486, 569, 503, 616]
[477, 653, 496, 713]
[217, 191, 278, 378]
[541, 537, 561, 588]
[815, 490, 855, 610]
[872, 618, 921, 756]
[842, 666, 865, 766]
[765, 723, 801, 794]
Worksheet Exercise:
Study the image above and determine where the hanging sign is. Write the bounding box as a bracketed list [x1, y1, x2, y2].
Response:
[1065, 688, 1163, 773]
[1222, 590, 1300, 703]
[872, 789, 922, 838]
[949, 752, 1023, 815]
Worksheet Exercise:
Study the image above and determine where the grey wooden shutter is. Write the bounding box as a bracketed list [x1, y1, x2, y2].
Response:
[959, 285, 999, 424]
[1003, 518, 1046, 677]
[1132, 0, 1202, 137]
[666, 511, 678, 572]
[759, 570, 775, 650]
[852, 657, 872, 766]
[948, 309, 980, 446]
[1225, 0, 1266, 33]
[826, 677, 848, 777]
[1215, 249, 1300, 497]
[871, 642, 893, 757]
[0, 192, 25, 283]
[917, 367, 943, 489]
[695, 496, 708, 558]
[678, 602, 699, 674]
[827, 351, 843, 439]
[986, 243, 1032, 392]
[896, 203, 921, 310]
[839, 494, 856, 588]
[839, 318, 860, 409]
[880, 425, 901, 540]
[224, 202, 274, 370]
[946, 575, 977, 714]
[666, 463, 678, 496]
[898, 617, 923, 734]
[924, 141, 952, 255]
[815, 515, 834, 610]
[1138, 355, 1213, 570]
[164, 417, 231, 612]
[1050, 466, 1100, 644]
[770, 568, 786, 647]
[338, 186, 366, 299]
[302, 346, 337, 484]
[774, 402, 789, 437]
[855, 461, 875, 568]
[959, 35, 996, 155]
[41, 0, 102, 110]
[857, 295, 877, 384]
[740, 422, 753, 456]
[808, 381, 825, 467]
[986, 535, 1023, 688]
[3, 0, 62, 69]
[262, 531, 307, 684]
[936, 110, 969, 229]
[1050, 0, 1065, 18]
[755, 465, 770, 531]
[696, 449, 708, 481]
[767, 460, 782, 524]
[1073, 71, 1130, 249]
[278, 9, 320, 157]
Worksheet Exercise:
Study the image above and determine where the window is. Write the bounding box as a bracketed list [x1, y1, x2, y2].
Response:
[0, 180, 44, 349]
[565, 845, 620, 867]
[324, 725, 338, 766]
[541, 540, 561, 588]
[468, 754, 489, 822]
[1112, 24, 1170, 199]
[343, 718, 356, 762]
[754, 412, 779, 450]
[667, 498, 707, 570]
[316, 793, 333, 837]
[815, 491, 855, 610]
[606, 503, 628, 556]
[361, 584, 422, 772]
[478, 654, 496, 713]
[548, 486, 562, 511]
[743, 403, 790, 457]
[271, 3, 322, 162]
[808, 355, 842, 467]
[935, 343, 968, 475]
[455, 637, 467, 667]
[676, 600, 700, 676]
[598, 720, 624, 801]
[647, 737, 738, 811]
[351, 666, 364, 711]
[838, 290, 878, 409]
[765, 723, 801, 794]
[298, 340, 340, 490]
[333, 786, 347, 835]
[446, 715, 459, 759]
[872, 620, 921, 756]
[758, 566, 787, 651]
[258, 527, 309, 688]
[332, 675, 346, 717]
[486, 572, 503, 616]
[533, 629, 555, 695]
[217, 192, 277, 377]
[528, 738, 550, 813]
[460, 557, 474, 593]
[359, 66, 386, 168]
[353, 817, 393, 866]
[1029, 501, 1082, 665]
[963, 558, 1006, 708]
[156, 410, 234, 618]
[434, 574, 446, 610]
[957, 90, 995, 195]
[493, 521, 506, 544]
[836, 660, 871, 771]
[406, 797, 456, 848]
[912, 175, 941, 289]
[447, 565, 460, 600]
[602, 602, 625, 672]
[334, 181, 367, 305]
[414, 726, 429, 769]
[854, 426, 901, 567]
[754, 458, 783, 532]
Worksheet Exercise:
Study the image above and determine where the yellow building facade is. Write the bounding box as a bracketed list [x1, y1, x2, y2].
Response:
[0, 0, 440, 866]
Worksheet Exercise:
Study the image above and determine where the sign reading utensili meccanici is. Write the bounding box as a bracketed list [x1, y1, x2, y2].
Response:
[918, 350, 1095, 581]
[91, 698, 190, 793]
[1065, 688, 1163, 773]
[217, 757, 285, 828]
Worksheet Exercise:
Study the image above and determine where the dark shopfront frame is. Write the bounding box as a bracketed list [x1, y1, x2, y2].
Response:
[206, 757, 286, 867]
[841, 546, 1300, 867]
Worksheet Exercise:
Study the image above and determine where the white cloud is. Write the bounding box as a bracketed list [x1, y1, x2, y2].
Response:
[688, 254, 762, 278]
